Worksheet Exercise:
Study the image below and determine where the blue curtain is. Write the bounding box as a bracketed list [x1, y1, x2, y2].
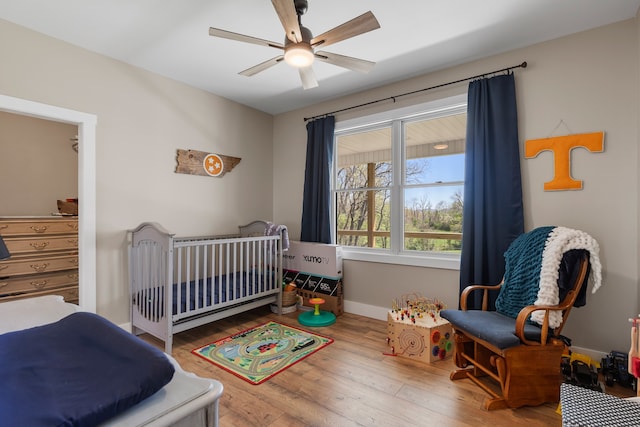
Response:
[459, 73, 524, 309]
[301, 116, 335, 243]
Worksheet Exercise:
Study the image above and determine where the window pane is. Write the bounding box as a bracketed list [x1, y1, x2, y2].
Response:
[405, 113, 466, 185]
[404, 185, 463, 253]
[336, 127, 392, 189]
[406, 153, 465, 184]
[336, 189, 391, 249]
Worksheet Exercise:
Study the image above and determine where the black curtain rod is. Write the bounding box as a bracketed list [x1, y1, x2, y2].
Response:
[303, 61, 527, 122]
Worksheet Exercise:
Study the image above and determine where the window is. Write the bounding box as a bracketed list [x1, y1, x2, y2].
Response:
[332, 95, 466, 269]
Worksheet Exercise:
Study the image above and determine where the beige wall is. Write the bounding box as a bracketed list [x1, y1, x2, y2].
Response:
[0, 112, 78, 215]
[273, 19, 639, 353]
[0, 18, 274, 324]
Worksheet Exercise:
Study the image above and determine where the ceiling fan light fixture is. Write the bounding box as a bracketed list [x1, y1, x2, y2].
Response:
[284, 44, 314, 68]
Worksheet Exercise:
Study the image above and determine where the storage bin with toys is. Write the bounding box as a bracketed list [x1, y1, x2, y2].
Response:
[284, 269, 343, 316]
[386, 294, 452, 363]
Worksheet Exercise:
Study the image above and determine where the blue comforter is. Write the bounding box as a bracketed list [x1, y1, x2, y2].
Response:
[0, 312, 175, 427]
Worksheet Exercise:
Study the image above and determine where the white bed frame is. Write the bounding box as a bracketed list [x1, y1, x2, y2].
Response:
[129, 221, 283, 353]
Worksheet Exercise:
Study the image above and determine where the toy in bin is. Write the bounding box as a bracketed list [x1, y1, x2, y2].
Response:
[282, 280, 298, 307]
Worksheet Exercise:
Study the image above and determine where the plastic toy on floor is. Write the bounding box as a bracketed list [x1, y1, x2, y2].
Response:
[601, 350, 636, 390]
[298, 297, 336, 327]
[561, 352, 602, 392]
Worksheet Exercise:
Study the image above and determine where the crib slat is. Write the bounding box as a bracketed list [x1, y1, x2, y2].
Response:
[194, 245, 200, 311]
[177, 247, 183, 316]
[203, 244, 208, 311]
[224, 242, 232, 302]
[218, 242, 224, 305]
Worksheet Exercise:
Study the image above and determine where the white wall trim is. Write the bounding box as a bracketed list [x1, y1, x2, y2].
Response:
[0, 94, 97, 313]
[344, 299, 389, 321]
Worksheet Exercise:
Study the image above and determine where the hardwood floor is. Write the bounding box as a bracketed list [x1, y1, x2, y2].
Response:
[143, 308, 577, 426]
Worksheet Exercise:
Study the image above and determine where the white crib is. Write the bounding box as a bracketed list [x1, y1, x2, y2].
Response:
[129, 220, 283, 353]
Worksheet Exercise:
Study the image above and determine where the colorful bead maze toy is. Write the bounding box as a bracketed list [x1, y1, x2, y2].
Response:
[386, 294, 452, 363]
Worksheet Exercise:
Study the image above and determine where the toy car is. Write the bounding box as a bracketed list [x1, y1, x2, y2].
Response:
[601, 351, 636, 390]
[570, 359, 602, 392]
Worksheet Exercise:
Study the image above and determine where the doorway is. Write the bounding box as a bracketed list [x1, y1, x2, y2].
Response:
[0, 94, 97, 312]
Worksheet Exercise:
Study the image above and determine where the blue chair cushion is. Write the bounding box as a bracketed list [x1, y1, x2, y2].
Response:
[440, 309, 544, 350]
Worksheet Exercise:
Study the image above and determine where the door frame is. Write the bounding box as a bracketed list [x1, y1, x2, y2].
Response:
[0, 94, 96, 312]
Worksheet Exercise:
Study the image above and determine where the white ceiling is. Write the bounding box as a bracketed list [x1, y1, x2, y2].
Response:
[1, 0, 639, 115]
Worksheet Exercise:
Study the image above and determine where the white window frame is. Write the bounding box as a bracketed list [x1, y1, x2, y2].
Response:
[332, 94, 467, 270]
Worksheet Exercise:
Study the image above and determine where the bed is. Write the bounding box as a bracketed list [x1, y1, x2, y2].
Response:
[0, 295, 224, 427]
[129, 220, 284, 353]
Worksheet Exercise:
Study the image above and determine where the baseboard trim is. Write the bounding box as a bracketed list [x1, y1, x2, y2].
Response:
[344, 300, 388, 321]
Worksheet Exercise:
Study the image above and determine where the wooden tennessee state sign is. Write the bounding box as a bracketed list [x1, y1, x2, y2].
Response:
[175, 149, 241, 178]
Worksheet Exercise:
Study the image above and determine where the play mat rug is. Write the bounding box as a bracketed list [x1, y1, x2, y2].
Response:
[192, 321, 333, 385]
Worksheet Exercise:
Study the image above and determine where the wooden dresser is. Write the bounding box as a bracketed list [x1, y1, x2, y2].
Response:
[0, 216, 79, 303]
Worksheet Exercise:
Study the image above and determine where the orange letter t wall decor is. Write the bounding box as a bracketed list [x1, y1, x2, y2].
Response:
[524, 132, 604, 191]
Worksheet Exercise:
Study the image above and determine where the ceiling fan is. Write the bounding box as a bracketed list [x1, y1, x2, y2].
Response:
[209, 0, 380, 90]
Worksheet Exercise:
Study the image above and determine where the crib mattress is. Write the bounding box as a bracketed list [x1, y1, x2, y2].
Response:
[134, 271, 275, 318]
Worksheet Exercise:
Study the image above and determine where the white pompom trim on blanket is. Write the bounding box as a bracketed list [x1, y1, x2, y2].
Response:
[532, 227, 602, 328]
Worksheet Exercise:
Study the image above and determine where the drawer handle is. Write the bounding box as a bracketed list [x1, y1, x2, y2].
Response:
[30, 225, 49, 233]
[0, 265, 7, 271]
[30, 263, 50, 272]
[30, 241, 50, 250]
[69, 258, 79, 266]
[0, 282, 7, 289]
[67, 223, 79, 231]
[68, 273, 79, 280]
[67, 239, 79, 246]
[0, 225, 7, 230]
[30, 280, 48, 289]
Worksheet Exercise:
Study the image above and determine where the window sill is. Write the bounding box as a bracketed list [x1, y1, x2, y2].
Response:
[341, 248, 461, 270]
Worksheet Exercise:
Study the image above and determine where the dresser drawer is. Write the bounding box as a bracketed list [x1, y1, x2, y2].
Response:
[0, 218, 78, 237]
[4, 235, 78, 255]
[0, 284, 79, 304]
[0, 254, 79, 277]
[0, 270, 79, 296]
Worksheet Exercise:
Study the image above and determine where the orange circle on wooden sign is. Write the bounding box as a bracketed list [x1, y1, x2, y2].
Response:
[203, 154, 224, 177]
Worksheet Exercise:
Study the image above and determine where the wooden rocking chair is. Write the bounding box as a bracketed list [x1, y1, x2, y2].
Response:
[441, 245, 591, 410]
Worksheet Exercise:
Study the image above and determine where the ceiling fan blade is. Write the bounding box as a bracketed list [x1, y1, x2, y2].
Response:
[209, 27, 284, 50]
[299, 66, 318, 90]
[271, 0, 302, 43]
[310, 11, 380, 49]
[315, 51, 375, 73]
[239, 56, 284, 77]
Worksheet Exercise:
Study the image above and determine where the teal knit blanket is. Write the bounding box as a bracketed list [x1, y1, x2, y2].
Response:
[495, 226, 555, 319]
